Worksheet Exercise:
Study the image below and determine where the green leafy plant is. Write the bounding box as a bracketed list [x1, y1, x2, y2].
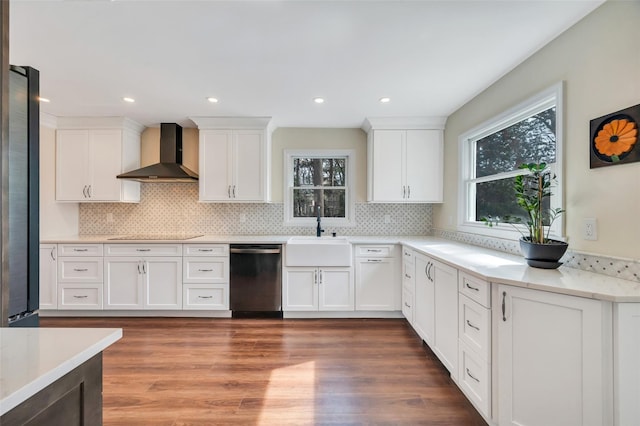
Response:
[482, 162, 564, 244]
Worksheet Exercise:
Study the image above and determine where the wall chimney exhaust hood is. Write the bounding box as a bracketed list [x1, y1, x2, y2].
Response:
[117, 123, 198, 182]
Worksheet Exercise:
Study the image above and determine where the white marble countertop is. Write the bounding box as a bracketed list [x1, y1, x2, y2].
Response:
[403, 239, 640, 303]
[40, 234, 640, 302]
[0, 327, 122, 416]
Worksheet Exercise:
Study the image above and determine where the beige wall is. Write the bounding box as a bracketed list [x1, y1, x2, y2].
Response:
[39, 123, 79, 237]
[270, 127, 368, 203]
[435, 1, 640, 259]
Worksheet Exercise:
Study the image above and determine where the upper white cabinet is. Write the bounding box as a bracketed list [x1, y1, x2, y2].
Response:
[363, 117, 445, 203]
[56, 117, 143, 202]
[497, 284, 612, 426]
[192, 117, 272, 202]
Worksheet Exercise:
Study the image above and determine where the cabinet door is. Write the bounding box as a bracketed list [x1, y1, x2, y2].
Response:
[433, 258, 458, 378]
[233, 130, 264, 201]
[89, 129, 122, 201]
[498, 285, 610, 426]
[615, 303, 640, 426]
[282, 268, 317, 311]
[318, 268, 353, 311]
[413, 254, 435, 345]
[103, 257, 143, 309]
[199, 130, 233, 201]
[405, 130, 443, 202]
[371, 130, 404, 202]
[39, 245, 58, 310]
[355, 257, 399, 311]
[143, 257, 182, 309]
[56, 130, 89, 201]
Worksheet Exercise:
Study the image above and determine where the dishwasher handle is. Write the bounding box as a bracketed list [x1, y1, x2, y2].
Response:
[230, 248, 281, 254]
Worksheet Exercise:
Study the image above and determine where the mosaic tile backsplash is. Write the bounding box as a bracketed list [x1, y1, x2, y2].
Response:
[79, 183, 432, 236]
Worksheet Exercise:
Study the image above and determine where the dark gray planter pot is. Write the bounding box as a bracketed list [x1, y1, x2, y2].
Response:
[519, 238, 568, 269]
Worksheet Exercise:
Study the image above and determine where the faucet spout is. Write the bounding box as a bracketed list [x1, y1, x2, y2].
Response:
[316, 206, 324, 237]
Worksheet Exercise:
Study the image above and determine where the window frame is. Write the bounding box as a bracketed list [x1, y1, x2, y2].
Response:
[284, 149, 356, 227]
[457, 82, 564, 241]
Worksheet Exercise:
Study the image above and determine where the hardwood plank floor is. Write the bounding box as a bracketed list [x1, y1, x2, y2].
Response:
[41, 317, 487, 425]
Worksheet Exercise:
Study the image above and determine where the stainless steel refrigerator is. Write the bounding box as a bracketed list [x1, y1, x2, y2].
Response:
[7, 65, 39, 327]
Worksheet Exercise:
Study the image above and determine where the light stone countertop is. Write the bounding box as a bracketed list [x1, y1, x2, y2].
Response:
[40, 234, 640, 302]
[0, 327, 122, 416]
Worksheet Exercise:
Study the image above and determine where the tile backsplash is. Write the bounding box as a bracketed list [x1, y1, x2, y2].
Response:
[79, 183, 432, 236]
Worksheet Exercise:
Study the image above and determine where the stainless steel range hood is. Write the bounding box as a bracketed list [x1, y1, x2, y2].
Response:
[117, 123, 198, 182]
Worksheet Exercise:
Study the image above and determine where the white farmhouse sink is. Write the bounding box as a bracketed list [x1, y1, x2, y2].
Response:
[286, 236, 352, 267]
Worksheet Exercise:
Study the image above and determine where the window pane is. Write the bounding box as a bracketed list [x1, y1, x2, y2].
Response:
[476, 178, 550, 225]
[475, 107, 556, 178]
[323, 159, 346, 186]
[293, 158, 324, 186]
[323, 189, 346, 217]
[292, 188, 346, 218]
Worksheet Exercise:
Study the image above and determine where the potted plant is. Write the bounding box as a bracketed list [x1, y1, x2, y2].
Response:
[483, 162, 567, 269]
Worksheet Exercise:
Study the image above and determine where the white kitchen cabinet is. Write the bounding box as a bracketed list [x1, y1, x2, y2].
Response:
[432, 257, 458, 379]
[194, 117, 272, 202]
[497, 284, 612, 426]
[182, 244, 229, 311]
[55, 117, 143, 202]
[413, 253, 434, 345]
[402, 246, 416, 324]
[354, 245, 400, 311]
[56, 244, 104, 310]
[103, 244, 183, 310]
[283, 267, 353, 311]
[614, 303, 640, 426]
[366, 128, 443, 203]
[39, 244, 58, 310]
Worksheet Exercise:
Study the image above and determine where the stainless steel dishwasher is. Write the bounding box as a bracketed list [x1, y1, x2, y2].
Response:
[230, 244, 282, 318]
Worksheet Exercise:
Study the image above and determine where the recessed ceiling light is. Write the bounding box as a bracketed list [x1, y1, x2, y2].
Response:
[122, 97, 135, 103]
[379, 97, 391, 103]
[207, 97, 219, 103]
[38, 97, 50, 103]
[313, 97, 325, 104]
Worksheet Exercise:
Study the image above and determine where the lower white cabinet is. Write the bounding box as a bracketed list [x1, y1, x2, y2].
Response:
[39, 244, 58, 310]
[58, 283, 103, 310]
[497, 284, 612, 426]
[354, 245, 400, 311]
[56, 244, 103, 310]
[614, 303, 640, 426]
[432, 258, 458, 379]
[402, 247, 416, 325]
[182, 244, 229, 310]
[413, 253, 435, 345]
[183, 284, 228, 310]
[283, 267, 353, 311]
[104, 256, 182, 310]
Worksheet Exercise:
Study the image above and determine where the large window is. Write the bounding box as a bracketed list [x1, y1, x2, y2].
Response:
[284, 149, 355, 226]
[459, 83, 564, 239]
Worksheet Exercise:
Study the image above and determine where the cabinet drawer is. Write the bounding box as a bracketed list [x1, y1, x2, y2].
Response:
[183, 257, 228, 283]
[58, 258, 103, 283]
[104, 244, 182, 257]
[355, 245, 396, 258]
[402, 287, 414, 324]
[459, 273, 491, 308]
[183, 244, 229, 257]
[458, 341, 491, 419]
[58, 283, 103, 310]
[459, 294, 491, 359]
[403, 261, 414, 287]
[402, 246, 415, 265]
[58, 243, 103, 257]
[183, 284, 228, 310]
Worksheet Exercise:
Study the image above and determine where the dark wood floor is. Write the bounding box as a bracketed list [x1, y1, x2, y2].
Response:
[41, 317, 487, 426]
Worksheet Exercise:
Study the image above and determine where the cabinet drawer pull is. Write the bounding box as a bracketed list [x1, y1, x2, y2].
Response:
[466, 320, 480, 331]
[404, 252, 411, 257]
[73, 248, 88, 252]
[50, 248, 56, 261]
[404, 302, 411, 308]
[367, 249, 382, 253]
[465, 282, 480, 292]
[466, 368, 480, 383]
[136, 249, 151, 252]
[198, 249, 213, 252]
[197, 295, 213, 299]
[502, 291, 507, 322]
[73, 268, 88, 272]
[367, 259, 382, 263]
[73, 295, 88, 299]
[404, 273, 411, 279]
[198, 269, 214, 272]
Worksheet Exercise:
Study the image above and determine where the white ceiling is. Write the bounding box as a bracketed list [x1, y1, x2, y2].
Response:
[10, 0, 604, 129]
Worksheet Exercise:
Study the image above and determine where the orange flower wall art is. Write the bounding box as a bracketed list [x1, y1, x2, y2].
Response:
[590, 104, 640, 168]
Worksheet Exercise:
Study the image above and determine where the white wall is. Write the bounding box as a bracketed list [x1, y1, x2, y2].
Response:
[434, 0, 640, 259]
[39, 116, 79, 237]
